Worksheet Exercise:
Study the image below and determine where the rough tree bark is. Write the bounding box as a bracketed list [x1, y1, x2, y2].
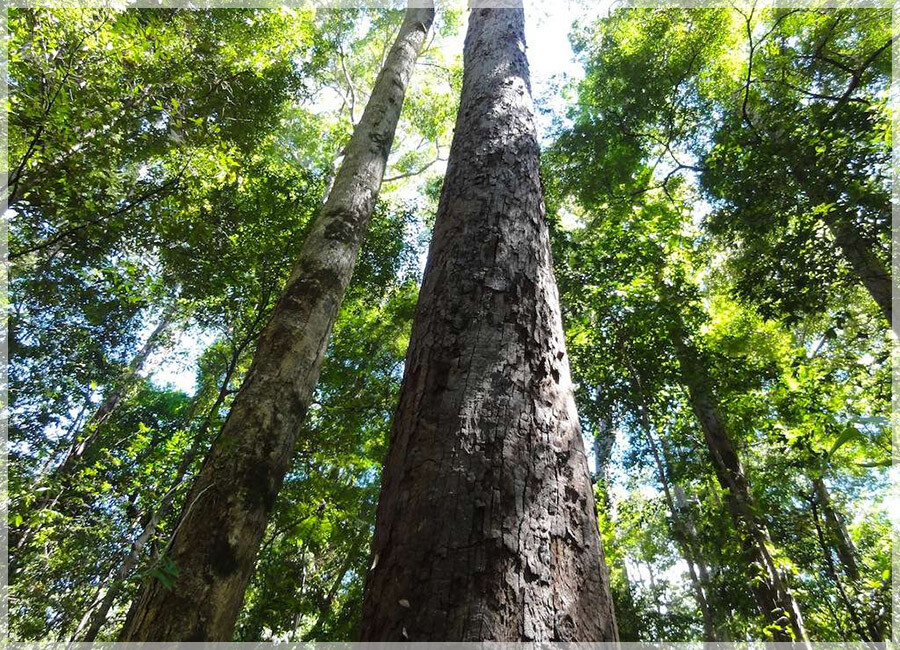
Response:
[118, 6, 435, 640]
[671, 326, 807, 642]
[359, 7, 618, 642]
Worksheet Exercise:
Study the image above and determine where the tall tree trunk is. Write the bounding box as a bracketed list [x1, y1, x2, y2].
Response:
[79, 300, 269, 640]
[359, 7, 617, 641]
[302, 536, 364, 641]
[592, 415, 614, 485]
[75, 334, 248, 642]
[118, 7, 434, 641]
[820, 208, 892, 327]
[807, 490, 876, 641]
[790, 163, 893, 328]
[671, 326, 807, 642]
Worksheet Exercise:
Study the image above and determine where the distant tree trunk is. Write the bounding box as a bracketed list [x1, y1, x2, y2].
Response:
[359, 7, 617, 642]
[791, 163, 893, 328]
[811, 477, 883, 641]
[671, 326, 807, 642]
[592, 415, 614, 485]
[12, 303, 177, 561]
[812, 477, 860, 582]
[671, 485, 716, 593]
[302, 536, 364, 641]
[74, 302, 178, 461]
[619, 346, 719, 641]
[118, 7, 434, 641]
[820, 209, 892, 327]
[75, 331, 249, 642]
[807, 489, 876, 641]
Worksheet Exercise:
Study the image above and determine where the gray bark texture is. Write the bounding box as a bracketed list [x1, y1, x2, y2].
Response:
[671, 327, 807, 642]
[791, 163, 893, 329]
[61, 303, 176, 479]
[621, 350, 719, 641]
[79, 315, 258, 641]
[118, 6, 434, 640]
[359, 7, 618, 642]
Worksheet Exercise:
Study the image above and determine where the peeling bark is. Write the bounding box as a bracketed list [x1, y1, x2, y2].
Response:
[118, 6, 434, 640]
[671, 327, 807, 642]
[359, 7, 617, 642]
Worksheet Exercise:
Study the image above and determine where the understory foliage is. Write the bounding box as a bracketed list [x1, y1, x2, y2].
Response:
[7, 4, 891, 642]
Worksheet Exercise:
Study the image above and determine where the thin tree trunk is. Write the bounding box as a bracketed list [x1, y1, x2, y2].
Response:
[812, 479, 882, 641]
[359, 6, 617, 641]
[671, 326, 807, 642]
[671, 484, 716, 609]
[302, 537, 364, 641]
[820, 209, 892, 327]
[76, 342, 245, 642]
[75, 509, 164, 642]
[13, 304, 177, 560]
[64, 302, 178, 468]
[592, 415, 614, 485]
[79, 301, 268, 640]
[790, 163, 893, 328]
[619, 347, 719, 641]
[808, 492, 873, 641]
[812, 477, 860, 581]
[118, 7, 434, 641]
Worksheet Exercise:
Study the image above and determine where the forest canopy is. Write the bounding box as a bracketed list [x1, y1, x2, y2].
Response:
[6, 3, 893, 643]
